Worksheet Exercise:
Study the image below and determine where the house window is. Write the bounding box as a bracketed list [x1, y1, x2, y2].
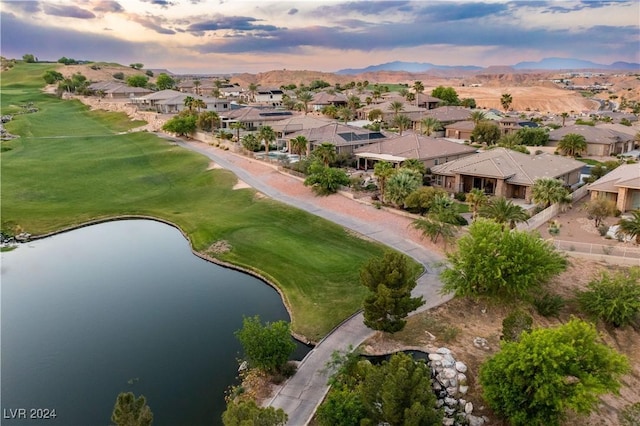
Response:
[434, 175, 443, 186]
[434, 159, 440, 165]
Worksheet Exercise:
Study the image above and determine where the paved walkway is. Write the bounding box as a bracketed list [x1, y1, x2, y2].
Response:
[170, 138, 452, 425]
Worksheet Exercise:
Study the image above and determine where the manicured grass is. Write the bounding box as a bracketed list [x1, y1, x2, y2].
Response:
[1, 63, 400, 341]
[577, 158, 604, 166]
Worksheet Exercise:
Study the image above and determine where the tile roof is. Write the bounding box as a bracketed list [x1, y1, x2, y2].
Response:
[354, 133, 477, 161]
[587, 163, 640, 193]
[431, 147, 584, 185]
[423, 106, 472, 122]
[548, 124, 634, 144]
[286, 123, 387, 146]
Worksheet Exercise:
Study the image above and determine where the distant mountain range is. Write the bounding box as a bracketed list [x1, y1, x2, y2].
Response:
[336, 57, 640, 74]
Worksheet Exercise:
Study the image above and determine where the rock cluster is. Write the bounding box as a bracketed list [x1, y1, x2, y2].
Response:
[428, 347, 489, 426]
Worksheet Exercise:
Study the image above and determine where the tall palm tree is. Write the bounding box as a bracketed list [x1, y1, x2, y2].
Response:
[560, 112, 569, 127]
[557, 133, 587, 157]
[211, 87, 222, 99]
[258, 125, 276, 156]
[388, 101, 405, 119]
[420, 117, 441, 136]
[312, 142, 337, 167]
[374, 161, 396, 204]
[297, 90, 313, 115]
[290, 135, 309, 157]
[470, 111, 487, 125]
[229, 122, 245, 142]
[465, 188, 488, 220]
[196, 111, 220, 132]
[479, 196, 529, 229]
[532, 178, 571, 209]
[616, 210, 640, 244]
[500, 93, 513, 112]
[413, 80, 424, 107]
[247, 83, 260, 103]
[393, 114, 412, 136]
[193, 80, 201, 95]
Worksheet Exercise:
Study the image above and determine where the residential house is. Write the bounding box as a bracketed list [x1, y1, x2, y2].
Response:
[310, 92, 348, 112]
[220, 107, 298, 131]
[499, 117, 539, 135]
[285, 123, 388, 155]
[444, 121, 475, 140]
[356, 100, 427, 122]
[587, 163, 640, 212]
[88, 82, 153, 99]
[132, 90, 230, 114]
[548, 125, 635, 156]
[354, 133, 477, 170]
[430, 148, 584, 201]
[415, 93, 442, 110]
[254, 88, 284, 106]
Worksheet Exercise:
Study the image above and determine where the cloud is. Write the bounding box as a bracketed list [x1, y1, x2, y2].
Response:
[414, 2, 509, 21]
[129, 15, 176, 34]
[288, 8, 298, 15]
[2, 1, 41, 14]
[139, 0, 175, 8]
[92, 1, 125, 13]
[317, 1, 413, 16]
[186, 15, 281, 33]
[0, 12, 157, 62]
[43, 3, 96, 19]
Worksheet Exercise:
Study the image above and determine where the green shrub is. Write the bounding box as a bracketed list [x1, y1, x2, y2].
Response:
[533, 292, 565, 317]
[454, 192, 466, 201]
[501, 309, 533, 341]
[113, 72, 124, 80]
[577, 267, 640, 327]
[619, 402, 640, 426]
[597, 224, 609, 236]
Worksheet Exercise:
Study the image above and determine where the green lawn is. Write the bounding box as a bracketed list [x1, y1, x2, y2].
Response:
[0, 63, 404, 342]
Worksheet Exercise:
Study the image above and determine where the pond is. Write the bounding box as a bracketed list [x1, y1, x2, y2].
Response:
[1, 220, 310, 425]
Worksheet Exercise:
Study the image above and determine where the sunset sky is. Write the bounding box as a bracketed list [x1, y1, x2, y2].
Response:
[1, 0, 638, 74]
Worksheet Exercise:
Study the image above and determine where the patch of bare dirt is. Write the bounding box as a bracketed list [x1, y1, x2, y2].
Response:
[206, 240, 231, 255]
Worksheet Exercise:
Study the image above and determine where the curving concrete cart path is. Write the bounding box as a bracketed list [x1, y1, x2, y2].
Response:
[170, 138, 453, 425]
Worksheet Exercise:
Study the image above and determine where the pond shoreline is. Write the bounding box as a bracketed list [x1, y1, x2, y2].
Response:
[24, 215, 314, 346]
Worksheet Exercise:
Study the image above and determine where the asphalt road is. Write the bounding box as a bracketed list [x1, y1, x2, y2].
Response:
[172, 138, 452, 425]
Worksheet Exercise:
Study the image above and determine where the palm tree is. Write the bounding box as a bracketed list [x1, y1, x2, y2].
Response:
[420, 117, 441, 136]
[192, 98, 206, 112]
[616, 210, 640, 244]
[374, 161, 396, 203]
[413, 81, 424, 95]
[465, 188, 488, 220]
[384, 168, 421, 207]
[532, 178, 571, 209]
[247, 83, 260, 103]
[388, 101, 405, 119]
[193, 80, 201, 95]
[290, 135, 308, 157]
[297, 90, 313, 115]
[337, 106, 353, 124]
[312, 142, 337, 167]
[479, 196, 529, 229]
[196, 111, 220, 132]
[183, 96, 195, 112]
[393, 114, 412, 136]
[470, 111, 487, 125]
[258, 125, 276, 155]
[229, 122, 245, 142]
[500, 93, 513, 112]
[211, 87, 222, 99]
[347, 95, 361, 113]
[560, 112, 569, 127]
[557, 133, 587, 157]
